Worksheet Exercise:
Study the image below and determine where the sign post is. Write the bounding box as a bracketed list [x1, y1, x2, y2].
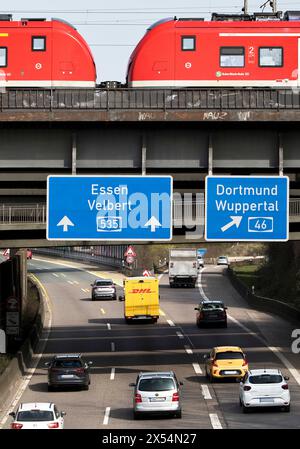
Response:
[47, 176, 172, 241]
[205, 176, 289, 241]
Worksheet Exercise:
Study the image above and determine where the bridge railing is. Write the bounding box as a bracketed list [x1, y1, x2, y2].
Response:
[1, 199, 300, 225]
[1, 88, 300, 111]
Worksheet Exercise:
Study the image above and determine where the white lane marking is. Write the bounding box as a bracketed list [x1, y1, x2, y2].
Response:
[0, 274, 52, 428]
[84, 288, 90, 293]
[81, 288, 86, 293]
[67, 280, 74, 285]
[159, 309, 166, 317]
[209, 413, 222, 429]
[201, 385, 212, 400]
[61, 273, 67, 278]
[101, 308, 106, 315]
[107, 323, 111, 330]
[73, 281, 79, 285]
[167, 319, 175, 327]
[52, 273, 59, 277]
[110, 368, 115, 380]
[103, 407, 111, 425]
[111, 342, 115, 352]
[200, 267, 300, 387]
[192, 363, 202, 374]
[185, 345, 193, 355]
[176, 331, 184, 339]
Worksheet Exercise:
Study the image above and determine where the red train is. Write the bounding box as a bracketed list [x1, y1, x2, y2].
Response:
[0, 15, 96, 88]
[127, 11, 300, 88]
[1, 11, 300, 89]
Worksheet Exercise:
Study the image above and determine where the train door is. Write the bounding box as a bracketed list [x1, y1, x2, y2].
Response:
[298, 39, 300, 87]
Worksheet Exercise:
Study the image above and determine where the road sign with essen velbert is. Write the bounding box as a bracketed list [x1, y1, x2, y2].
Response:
[205, 176, 289, 242]
[47, 176, 172, 241]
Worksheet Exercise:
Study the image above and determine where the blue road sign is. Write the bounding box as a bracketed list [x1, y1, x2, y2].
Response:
[197, 248, 207, 256]
[205, 176, 289, 242]
[47, 176, 172, 241]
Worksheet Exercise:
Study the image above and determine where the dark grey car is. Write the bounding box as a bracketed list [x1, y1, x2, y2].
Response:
[45, 354, 92, 391]
[195, 300, 227, 328]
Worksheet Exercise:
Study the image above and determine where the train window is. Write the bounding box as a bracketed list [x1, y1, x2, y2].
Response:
[32, 36, 46, 51]
[181, 36, 196, 51]
[220, 47, 245, 67]
[0, 47, 7, 67]
[259, 47, 283, 67]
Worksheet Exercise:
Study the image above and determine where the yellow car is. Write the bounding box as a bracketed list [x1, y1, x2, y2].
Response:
[204, 346, 248, 381]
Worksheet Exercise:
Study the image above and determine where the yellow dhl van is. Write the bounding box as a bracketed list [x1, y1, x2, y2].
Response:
[119, 277, 159, 323]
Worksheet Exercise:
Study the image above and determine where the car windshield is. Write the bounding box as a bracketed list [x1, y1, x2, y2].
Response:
[17, 411, 54, 422]
[53, 360, 82, 368]
[95, 281, 113, 287]
[138, 378, 175, 391]
[249, 374, 283, 384]
[202, 303, 224, 310]
[215, 352, 244, 360]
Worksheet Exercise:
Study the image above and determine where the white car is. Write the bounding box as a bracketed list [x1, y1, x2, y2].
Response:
[10, 402, 66, 429]
[239, 369, 290, 413]
[217, 256, 229, 266]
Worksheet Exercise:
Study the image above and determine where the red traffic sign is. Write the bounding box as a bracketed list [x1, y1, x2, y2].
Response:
[124, 246, 136, 257]
[143, 270, 151, 277]
[126, 255, 135, 264]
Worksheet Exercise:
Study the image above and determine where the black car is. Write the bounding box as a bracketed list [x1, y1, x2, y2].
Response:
[194, 301, 227, 328]
[91, 278, 117, 301]
[45, 354, 92, 391]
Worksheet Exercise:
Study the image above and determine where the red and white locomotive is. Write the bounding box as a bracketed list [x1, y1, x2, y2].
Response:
[127, 11, 300, 88]
[0, 15, 96, 88]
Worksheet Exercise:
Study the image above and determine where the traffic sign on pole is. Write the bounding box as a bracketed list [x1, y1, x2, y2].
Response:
[126, 255, 135, 264]
[143, 270, 151, 277]
[124, 246, 136, 257]
[47, 176, 172, 241]
[205, 176, 289, 241]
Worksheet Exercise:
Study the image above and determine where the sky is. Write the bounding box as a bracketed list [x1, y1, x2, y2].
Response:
[1, 0, 300, 83]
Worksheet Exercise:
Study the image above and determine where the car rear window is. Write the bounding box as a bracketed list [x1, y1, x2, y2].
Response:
[249, 374, 283, 384]
[53, 360, 82, 368]
[138, 378, 175, 391]
[95, 281, 113, 286]
[17, 411, 54, 421]
[215, 352, 244, 360]
[202, 303, 224, 310]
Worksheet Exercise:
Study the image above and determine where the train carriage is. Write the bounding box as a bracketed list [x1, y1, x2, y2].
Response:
[127, 11, 300, 89]
[0, 15, 96, 88]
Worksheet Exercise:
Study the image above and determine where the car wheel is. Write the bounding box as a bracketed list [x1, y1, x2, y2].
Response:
[133, 411, 140, 420]
[48, 385, 55, 392]
[83, 385, 89, 391]
[113, 295, 117, 301]
[205, 367, 209, 379]
[209, 372, 215, 383]
[174, 410, 182, 419]
[239, 398, 242, 407]
[283, 405, 290, 412]
[91, 296, 95, 301]
[197, 321, 202, 328]
[152, 318, 158, 324]
[222, 322, 228, 328]
[242, 405, 250, 413]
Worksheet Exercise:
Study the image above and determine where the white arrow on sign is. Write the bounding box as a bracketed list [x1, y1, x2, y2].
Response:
[57, 216, 75, 232]
[221, 216, 243, 233]
[144, 216, 161, 232]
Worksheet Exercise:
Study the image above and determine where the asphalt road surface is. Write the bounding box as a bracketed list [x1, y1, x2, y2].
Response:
[2, 256, 300, 429]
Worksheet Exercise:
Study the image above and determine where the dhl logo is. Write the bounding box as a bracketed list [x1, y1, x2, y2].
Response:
[0, 34, 8, 37]
[129, 288, 155, 294]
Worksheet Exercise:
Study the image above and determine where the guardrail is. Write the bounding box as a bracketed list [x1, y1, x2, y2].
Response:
[1, 199, 300, 225]
[1, 88, 300, 111]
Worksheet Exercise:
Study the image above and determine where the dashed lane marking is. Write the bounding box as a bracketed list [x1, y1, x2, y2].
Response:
[103, 407, 110, 425]
[67, 280, 74, 285]
[111, 342, 115, 352]
[52, 273, 59, 277]
[192, 363, 202, 374]
[159, 309, 166, 317]
[107, 323, 111, 330]
[110, 368, 115, 380]
[185, 345, 193, 355]
[100, 308, 106, 315]
[201, 385, 212, 400]
[209, 413, 222, 429]
[167, 319, 175, 327]
[176, 331, 184, 339]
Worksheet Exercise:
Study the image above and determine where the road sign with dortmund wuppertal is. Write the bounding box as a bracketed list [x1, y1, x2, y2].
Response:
[205, 176, 289, 242]
[47, 176, 172, 241]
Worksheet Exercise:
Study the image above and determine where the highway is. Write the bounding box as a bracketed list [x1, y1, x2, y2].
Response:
[2, 255, 300, 429]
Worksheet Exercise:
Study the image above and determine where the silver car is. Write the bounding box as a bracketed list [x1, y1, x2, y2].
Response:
[130, 371, 183, 419]
[217, 256, 229, 266]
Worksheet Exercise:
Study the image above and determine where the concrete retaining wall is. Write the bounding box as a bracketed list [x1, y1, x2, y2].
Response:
[227, 267, 300, 324]
[0, 276, 45, 423]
